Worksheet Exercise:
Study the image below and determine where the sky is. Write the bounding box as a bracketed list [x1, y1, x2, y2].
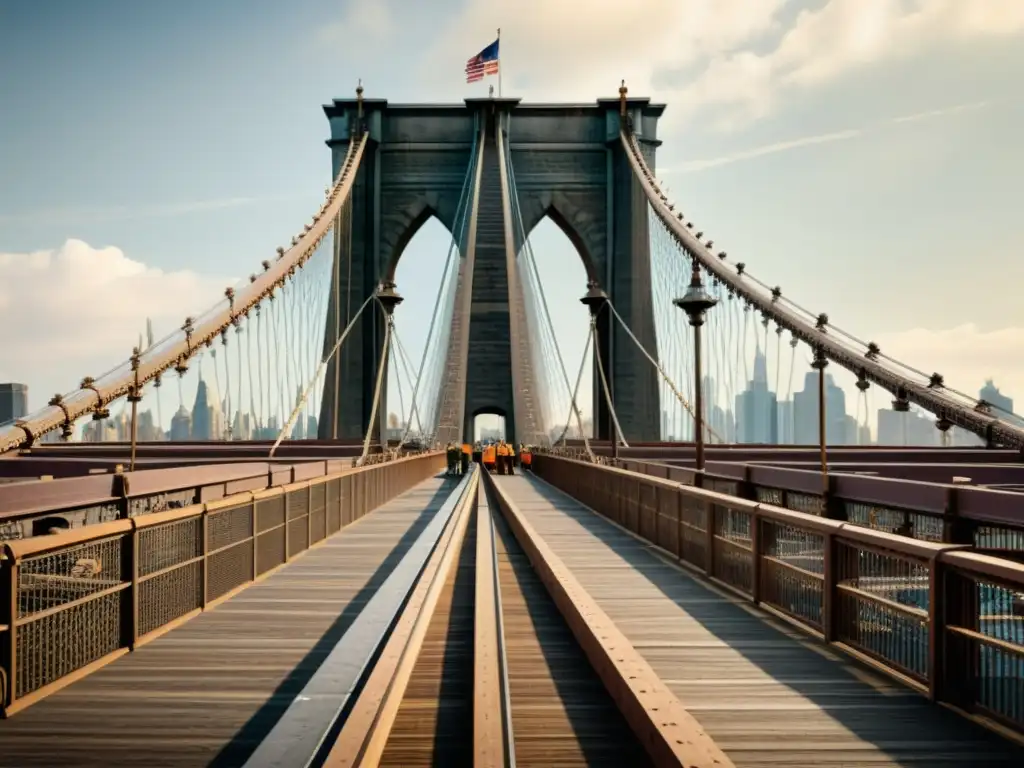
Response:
[2, 0, 1023, 438]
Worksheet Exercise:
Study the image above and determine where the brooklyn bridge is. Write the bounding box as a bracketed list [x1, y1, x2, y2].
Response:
[0, 87, 1022, 767]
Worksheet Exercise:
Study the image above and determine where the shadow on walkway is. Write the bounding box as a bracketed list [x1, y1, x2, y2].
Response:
[210, 477, 458, 767]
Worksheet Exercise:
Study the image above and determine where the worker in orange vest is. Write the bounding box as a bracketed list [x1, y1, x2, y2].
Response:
[460, 442, 471, 475]
[520, 444, 532, 470]
[483, 443, 497, 473]
[496, 440, 513, 475]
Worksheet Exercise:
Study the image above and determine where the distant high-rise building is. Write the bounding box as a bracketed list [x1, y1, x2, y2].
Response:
[0, 383, 29, 425]
[777, 400, 794, 444]
[980, 380, 1014, 419]
[233, 410, 252, 441]
[137, 409, 163, 441]
[877, 407, 938, 446]
[792, 371, 848, 445]
[170, 405, 192, 441]
[734, 350, 778, 443]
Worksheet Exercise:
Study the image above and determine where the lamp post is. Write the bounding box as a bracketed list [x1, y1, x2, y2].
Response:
[580, 282, 617, 461]
[369, 281, 403, 456]
[673, 262, 717, 472]
[811, 346, 829, 498]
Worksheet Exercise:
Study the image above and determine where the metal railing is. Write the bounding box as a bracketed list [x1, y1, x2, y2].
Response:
[0, 451, 444, 716]
[611, 456, 1024, 553]
[533, 454, 1024, 737]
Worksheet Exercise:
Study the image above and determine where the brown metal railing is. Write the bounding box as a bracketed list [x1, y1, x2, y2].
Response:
[602, 455, 1024, 552]
[0, 451, 444, 716]
[534, 454, 1024, 737]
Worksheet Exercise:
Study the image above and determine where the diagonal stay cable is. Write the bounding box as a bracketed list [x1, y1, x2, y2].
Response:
[269, 293, 375, 458]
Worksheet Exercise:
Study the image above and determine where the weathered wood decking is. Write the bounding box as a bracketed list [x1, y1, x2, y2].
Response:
[495, 474, 1024, 768]
[0, 477, 460, 768]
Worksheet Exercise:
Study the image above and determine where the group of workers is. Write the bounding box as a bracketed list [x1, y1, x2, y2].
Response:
[445, 442, 472, 476]
[445, 440, 534, 476]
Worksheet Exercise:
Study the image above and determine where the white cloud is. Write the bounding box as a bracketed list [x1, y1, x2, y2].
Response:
[874, 323, 1024, 408]
[673, 0, 1024, 123]
[420, 0, 1023, 126]
[0, 240, 231, 408]
[425, 0, 790, 101]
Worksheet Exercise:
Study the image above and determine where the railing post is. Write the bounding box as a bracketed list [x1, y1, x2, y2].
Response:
[201, 508, 211, 608]
[675, 489, 684, 561]
[927, 551, 945, 702]
[928, 547, 972, 704]
[822, 532, 836, 643]
[943, 485, 973, 545]
[2, 555, 17, 712]
[750, 511, 762, 605]
[307, 484, 314, 550]
[113, 470, 131, 521]
[737, 465, 757, 502]
[704, 499, 716, 578]
[251, 502, 259, 582]
[122, 521, 139, 650]
[283, 490, 291, 563]
[823, 476, 847, 521]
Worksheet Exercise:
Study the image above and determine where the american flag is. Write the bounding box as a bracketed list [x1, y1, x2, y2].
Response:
[465, 38, 500, 83]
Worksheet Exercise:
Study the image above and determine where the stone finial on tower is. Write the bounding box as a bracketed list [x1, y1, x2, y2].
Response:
[619, 80, 628, 117]
[356, 79, 364, 119]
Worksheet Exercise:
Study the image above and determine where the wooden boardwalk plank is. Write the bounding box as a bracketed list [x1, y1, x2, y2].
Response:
[0, 476, 460, 768]
[492, 498, 653, 767]
[496, 475, 1024, 768]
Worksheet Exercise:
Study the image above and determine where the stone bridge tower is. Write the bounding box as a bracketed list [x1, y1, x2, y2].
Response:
[318, 95, 664, 444]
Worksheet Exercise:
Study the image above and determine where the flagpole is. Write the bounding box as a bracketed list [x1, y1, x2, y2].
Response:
[497, 28, 502, 98]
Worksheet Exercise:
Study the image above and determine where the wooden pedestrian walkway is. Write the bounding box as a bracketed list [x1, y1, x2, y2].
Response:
[0, 476, 461, 768]
[493, 474, 1024, 767]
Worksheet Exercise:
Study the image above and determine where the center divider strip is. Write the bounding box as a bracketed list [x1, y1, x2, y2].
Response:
[320, 467, 481, 767]
[243, 472, 474, 768]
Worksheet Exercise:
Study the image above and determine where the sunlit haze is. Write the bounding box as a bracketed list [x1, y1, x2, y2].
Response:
[2, 0, 1022, 441]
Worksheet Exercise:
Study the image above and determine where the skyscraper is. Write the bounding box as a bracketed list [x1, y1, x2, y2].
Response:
[735, 350, 778, 443]
[793, 371, 848, 445]
[0, 383, 28, 425]
[191, 379, 213, 440]
[980, 380, 1014, 418]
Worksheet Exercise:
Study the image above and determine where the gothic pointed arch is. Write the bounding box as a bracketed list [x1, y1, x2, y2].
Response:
[518, 192, 602, 285]
[381, 192, 461, 283]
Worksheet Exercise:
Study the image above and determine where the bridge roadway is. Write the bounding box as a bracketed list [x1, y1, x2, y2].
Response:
[1, 472, 1022, 766]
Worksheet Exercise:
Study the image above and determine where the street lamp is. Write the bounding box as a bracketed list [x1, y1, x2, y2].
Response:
[369, 281, 403, 457]
[580, 282, 618, 461]
[811, 346, 829, 498]
[673, 261, 718, 472]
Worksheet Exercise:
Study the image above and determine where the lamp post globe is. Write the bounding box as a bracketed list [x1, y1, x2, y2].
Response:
[673, 261, 717, 471]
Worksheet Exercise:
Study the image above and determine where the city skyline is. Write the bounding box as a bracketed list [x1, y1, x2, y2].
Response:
[2, 363, 1013, 447]
[2, 2, 1023, 437]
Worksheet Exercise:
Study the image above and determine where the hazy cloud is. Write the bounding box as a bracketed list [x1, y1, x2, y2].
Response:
[421, 1, 1024, 126]
[877, 323, 1024, 409]
[670, 129, 863, 174]
[0, 240, 231, 403]
[890, 100, 991, 124]
[425, 0, 791, 101]
[669, 0, 1024, 124]
[316, 1, 395, 50]
[665, 97, 994, 174]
